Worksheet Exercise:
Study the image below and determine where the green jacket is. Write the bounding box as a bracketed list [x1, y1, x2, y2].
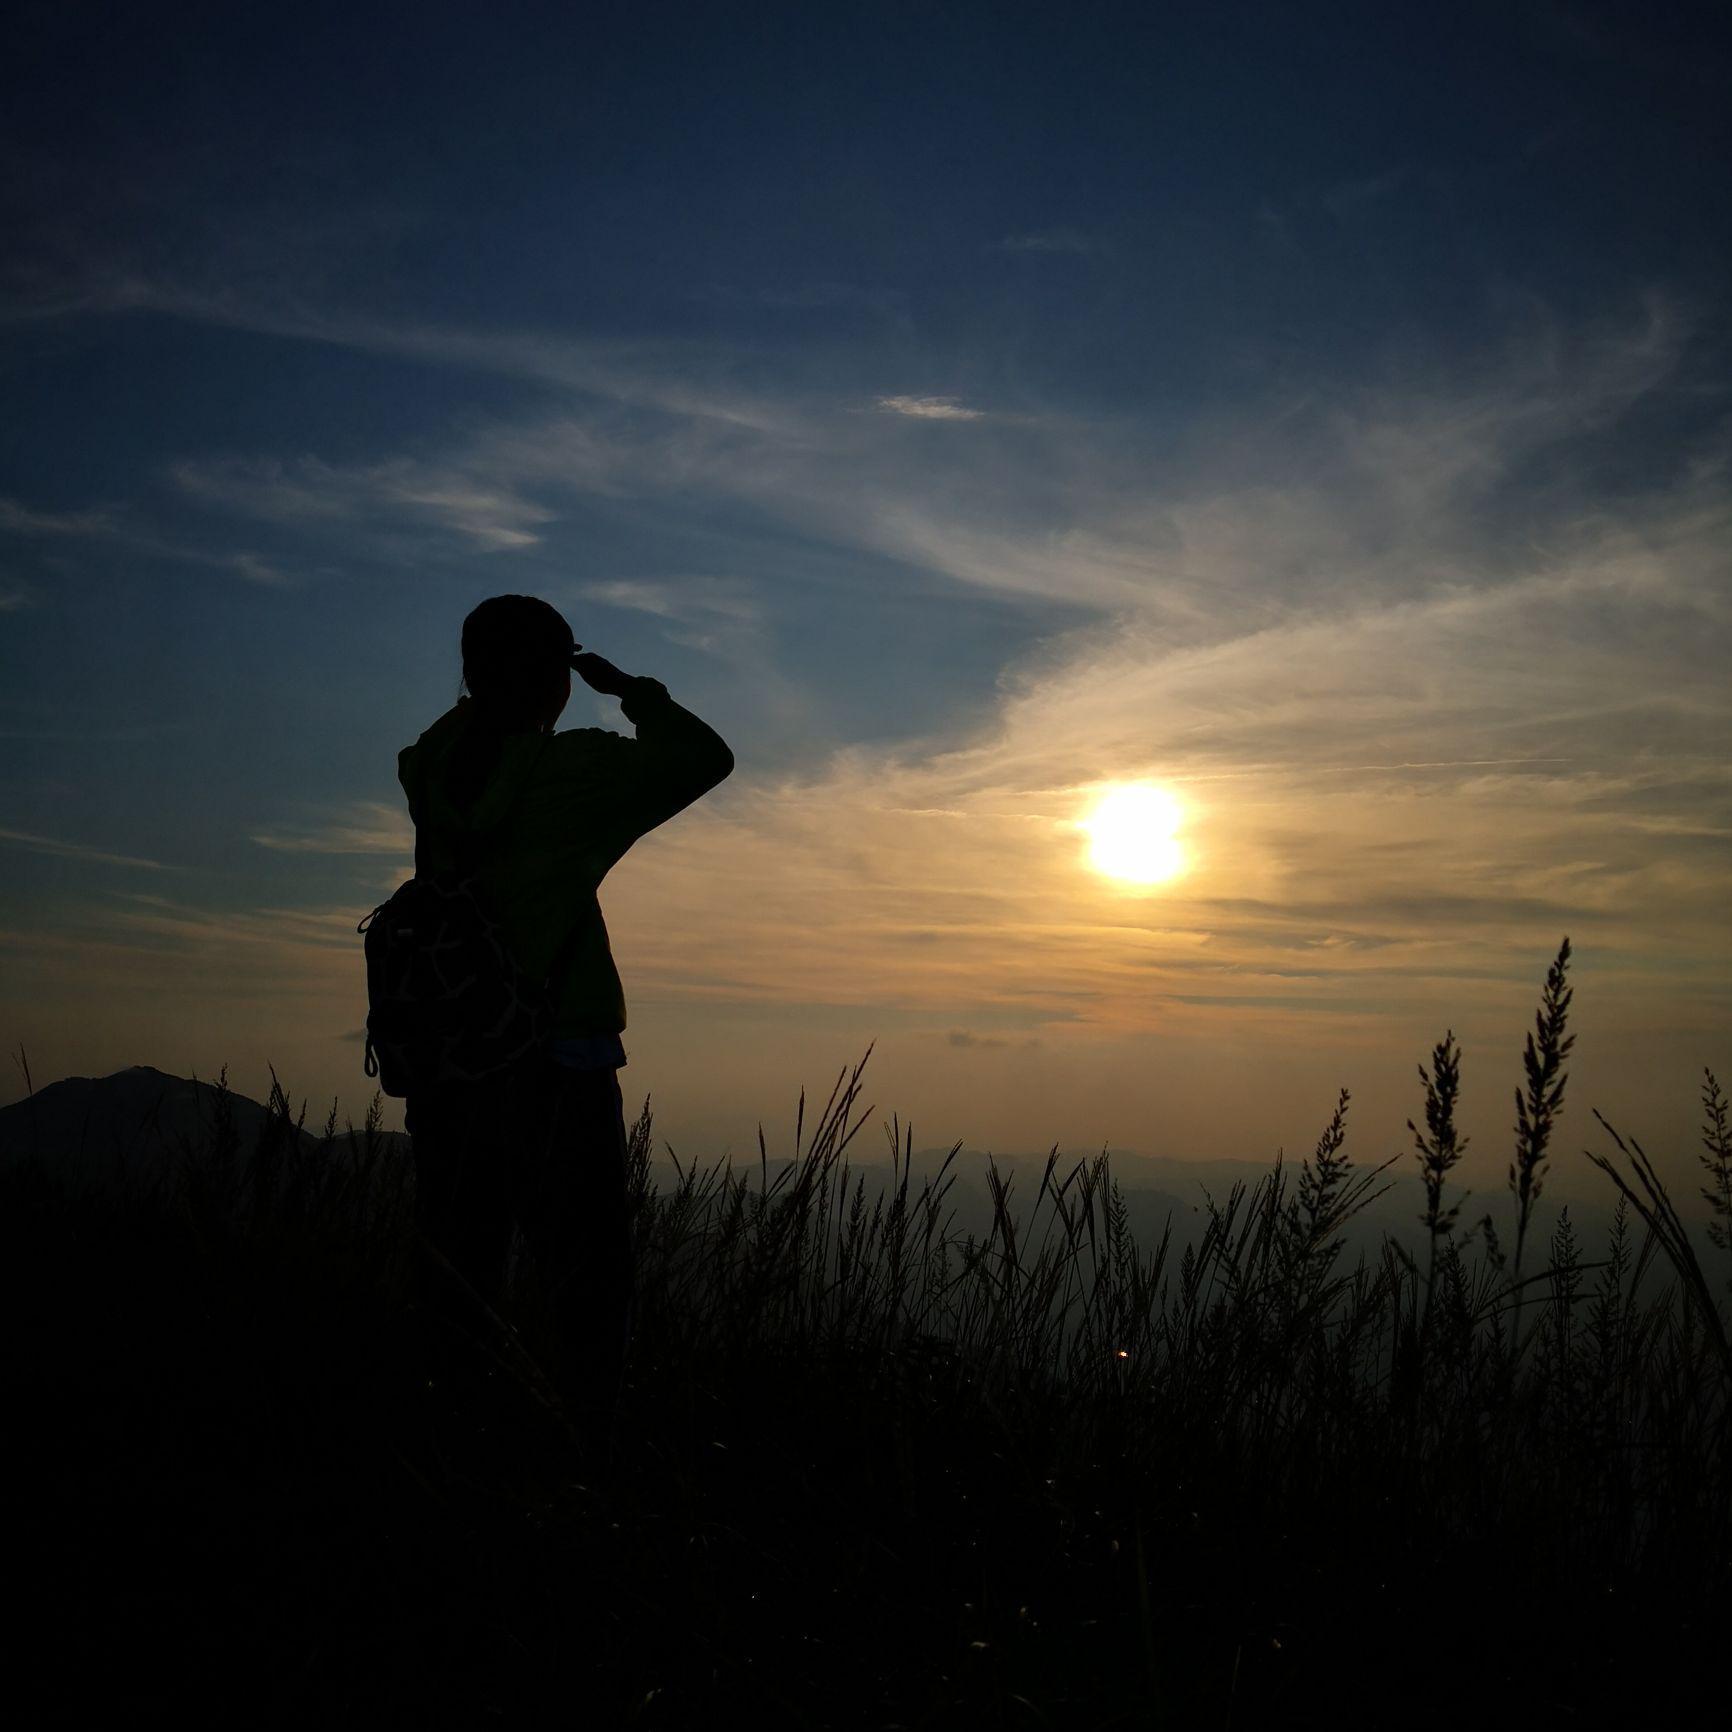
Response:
[397, 679, 733, 1037]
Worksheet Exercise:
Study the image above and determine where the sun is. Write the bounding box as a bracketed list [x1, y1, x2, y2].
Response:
[1081, 783, 1187, 885]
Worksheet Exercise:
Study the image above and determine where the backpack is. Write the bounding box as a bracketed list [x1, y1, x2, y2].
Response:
[358, 876, 552, 1097]
[358, 741, 569, 1097]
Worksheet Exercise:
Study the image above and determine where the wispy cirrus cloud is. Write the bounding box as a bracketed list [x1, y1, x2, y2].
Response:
[0, 490, 288, 584]
[948, 1029, 1042, 1049]
[0, 827, 173, 870]
[108, 892, 362, 952]
[250, 801, 413, 856]
[173, 454, 558, 552]
[115, 286, 1705, 649]
[12, 285, 1727, 1125]
[998, 227, 1104, 257]
[0, 497, 115, 537]
[1319, 166, 1409, 219]
[50, 279, 804, 435]
[578, 578, 755, 622]
[875, 395, 984, 421]
[699, 281, 908, 319]
[577, 577, 763, 655]
[581, 308, 1730, 1067]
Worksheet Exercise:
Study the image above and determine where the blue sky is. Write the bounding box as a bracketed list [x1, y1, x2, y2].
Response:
[2, 2, 1728, 1176]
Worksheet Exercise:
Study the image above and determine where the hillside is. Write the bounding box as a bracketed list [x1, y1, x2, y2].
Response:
[0, 1065, 407, 1195]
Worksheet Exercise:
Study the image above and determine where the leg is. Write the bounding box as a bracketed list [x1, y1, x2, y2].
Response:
[514, 1064, 635, 1421]
[406, 1083, 514, 1330]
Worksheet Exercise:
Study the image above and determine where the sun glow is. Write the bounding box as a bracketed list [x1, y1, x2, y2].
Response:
[1081, 783, 1187, 885]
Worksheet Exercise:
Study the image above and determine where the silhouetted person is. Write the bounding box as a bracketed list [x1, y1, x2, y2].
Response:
[398, 593, 732, 1427]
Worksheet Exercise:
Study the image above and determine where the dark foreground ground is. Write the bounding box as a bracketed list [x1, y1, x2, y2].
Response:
[3, 1107, 1728, 1729]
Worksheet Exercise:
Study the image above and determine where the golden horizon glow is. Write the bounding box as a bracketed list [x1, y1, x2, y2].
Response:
[1081, 783, 1188, 885]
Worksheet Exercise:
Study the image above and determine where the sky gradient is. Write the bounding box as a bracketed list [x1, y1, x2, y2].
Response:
[3, 2, 1728, 1188]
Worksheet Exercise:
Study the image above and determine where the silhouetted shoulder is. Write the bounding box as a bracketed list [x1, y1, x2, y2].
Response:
[535, 689, 731, 846]
[527, 726, 635, 810]
[545, 725, 636, 767]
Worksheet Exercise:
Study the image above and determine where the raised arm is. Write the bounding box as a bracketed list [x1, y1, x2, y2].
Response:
[574, 652, 734, 842]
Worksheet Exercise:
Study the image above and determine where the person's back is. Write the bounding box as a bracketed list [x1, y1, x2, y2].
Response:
[398, 593, 732, 1426]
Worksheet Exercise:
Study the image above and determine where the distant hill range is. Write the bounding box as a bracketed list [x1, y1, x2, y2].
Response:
[0, 1066, 409, 1199]
[909, 1142, 1638, 1264]
[0, 1066, 1649, 1266]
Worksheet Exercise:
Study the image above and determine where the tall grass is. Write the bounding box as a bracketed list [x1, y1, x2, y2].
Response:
[625, 968, 1729, 1569]
[4, 939, 1728, 1727]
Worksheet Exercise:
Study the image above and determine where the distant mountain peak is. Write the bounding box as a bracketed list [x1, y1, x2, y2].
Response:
[0, 1064, 404, 1196]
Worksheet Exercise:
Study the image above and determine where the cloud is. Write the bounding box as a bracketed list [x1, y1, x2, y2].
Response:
[947, 1029, 1042, 1049]
[81, 287, 1707, 660]
[998, 228, 1103, 257]
[575, 577, 764, 656]
[577, 577, 757, 624]
[174, 455, 558, 552]
[0, 492, 289, 584]
[0, 498, 113, 538]
[947, 1029, 1005, 1048]
[190, 294, 1687, 639]
[581, 306, 1730, 1052]
[215, 551, 292, 586]
[250, 802, 414, 856]
[701, 281, 908, 318]
[18, 287, 1724, 1074]
[1320, 167, 1408, 219]
[0, 583, 32, 611]
[105, 893, 362, 956]
[875, 395, 984, 421]
[0, 827, 173, 870]
[64, 282, 803, 435]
